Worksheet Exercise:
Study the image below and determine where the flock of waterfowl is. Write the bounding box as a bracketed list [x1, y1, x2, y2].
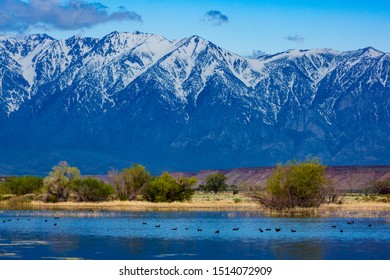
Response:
[138, 220, 374, 234]
[1, 218, 374, 234]
[2, 217, 60, 226]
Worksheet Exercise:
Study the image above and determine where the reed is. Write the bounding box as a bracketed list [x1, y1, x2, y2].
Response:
[1, 192, 389, 217]
[24, 200, 260, 212]
[264, 202, 390, 218]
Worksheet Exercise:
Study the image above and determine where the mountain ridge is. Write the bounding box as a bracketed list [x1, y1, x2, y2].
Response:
[0, 32, 389, 174]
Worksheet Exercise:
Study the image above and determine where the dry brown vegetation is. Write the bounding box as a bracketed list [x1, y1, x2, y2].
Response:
[1, 192, 389, 218]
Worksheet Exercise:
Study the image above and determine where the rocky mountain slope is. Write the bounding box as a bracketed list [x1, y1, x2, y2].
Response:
[0, 32, 389, 174]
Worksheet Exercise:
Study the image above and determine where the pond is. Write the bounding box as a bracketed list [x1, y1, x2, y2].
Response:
[0, 210, 389, 260]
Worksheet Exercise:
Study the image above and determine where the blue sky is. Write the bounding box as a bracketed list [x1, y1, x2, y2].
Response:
[1, 0, 389, 56]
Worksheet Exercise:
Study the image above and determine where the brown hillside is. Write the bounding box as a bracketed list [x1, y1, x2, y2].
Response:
[172, 165, 390, 192]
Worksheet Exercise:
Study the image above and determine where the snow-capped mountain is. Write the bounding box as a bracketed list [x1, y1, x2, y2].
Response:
[0, 32, 389, 174]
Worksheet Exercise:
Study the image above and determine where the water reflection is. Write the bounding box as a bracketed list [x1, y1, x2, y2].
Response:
[271, 240, 324, 259]
[49, 235, 80, 255]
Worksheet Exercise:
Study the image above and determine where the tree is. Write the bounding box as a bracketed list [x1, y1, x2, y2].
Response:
[5, 176, 43, 195]
[122, 164, 151, 200]
[142, 172, 197, 202]
[200, 173, 228, 193]
[107, 164, 151, 201]
[72, 177, 114, 202]
[107, 169, 127, 200]
[176, 177, 197, 201]
[250, 158, 330, 210]
[43, 161, 81, 202]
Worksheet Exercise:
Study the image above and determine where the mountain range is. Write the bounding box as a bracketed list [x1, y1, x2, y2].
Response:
[0, 31, 389, 175]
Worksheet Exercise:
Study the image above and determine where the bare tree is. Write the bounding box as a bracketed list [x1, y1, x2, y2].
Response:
[107, 169, 127, 200]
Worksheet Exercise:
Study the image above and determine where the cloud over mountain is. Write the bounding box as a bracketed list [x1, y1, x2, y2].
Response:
[0, 0, 142, 33]
[285, 35, 304, 43]
[202, 10, 229, 26]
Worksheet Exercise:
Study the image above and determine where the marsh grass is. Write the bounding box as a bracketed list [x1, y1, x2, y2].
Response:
[0, 192, 389, 217]
[6, 195, 32, 206]
[24, 199, 260, 212]
[264, 202, 390, 218]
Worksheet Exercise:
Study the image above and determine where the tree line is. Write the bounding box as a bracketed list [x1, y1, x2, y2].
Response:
[0, 161, 234, 203]
[2, 159, 389, 208]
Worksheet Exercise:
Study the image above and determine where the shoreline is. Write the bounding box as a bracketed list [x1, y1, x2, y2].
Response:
[2, 200, 261, 212]
[1, 200, 390, 218]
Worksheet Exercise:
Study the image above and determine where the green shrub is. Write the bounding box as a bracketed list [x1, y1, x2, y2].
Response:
[142, 173, 196, 202]
[6, 176, 43, 195]
[72, 177, 114, 202]
[199, 173, 228, 193]
[250, 158, 331, 210]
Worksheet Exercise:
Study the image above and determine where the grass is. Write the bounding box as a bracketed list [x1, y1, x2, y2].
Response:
[23, 193, 259, 212]
[264, 202, 390, 218]
[0, 192, 389, 218]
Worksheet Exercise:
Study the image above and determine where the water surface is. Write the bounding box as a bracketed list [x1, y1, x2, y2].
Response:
[0, 211, 389, 259]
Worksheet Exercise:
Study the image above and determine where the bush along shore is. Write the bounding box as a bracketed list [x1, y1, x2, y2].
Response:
[0, 160, 389, 217]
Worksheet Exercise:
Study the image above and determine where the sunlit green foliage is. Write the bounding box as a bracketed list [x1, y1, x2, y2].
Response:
[43, 161, 81, 202]
[72, 177, 114, 202]
[0, 176, 43, 195]
[142, 172, 196, 202]
[251, 158, 330, 210]
[122, 164, 152, 200]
